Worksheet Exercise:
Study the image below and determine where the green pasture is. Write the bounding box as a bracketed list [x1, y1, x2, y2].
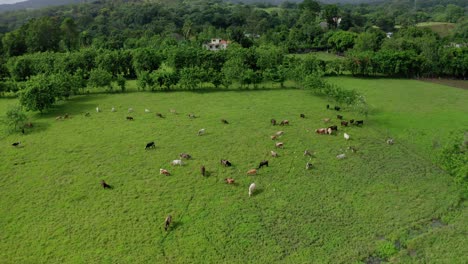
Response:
[416, 22, 456, 37]
[0, 80, 466, 263]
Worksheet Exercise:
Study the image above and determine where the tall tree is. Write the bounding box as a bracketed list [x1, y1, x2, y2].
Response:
[60, 17, 79, 51]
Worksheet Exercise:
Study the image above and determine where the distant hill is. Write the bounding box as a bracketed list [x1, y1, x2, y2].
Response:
[0, 0, 90, 13]
[0, 0, 385, 13]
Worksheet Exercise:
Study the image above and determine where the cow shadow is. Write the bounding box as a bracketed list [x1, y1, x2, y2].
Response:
[252, 188, 264, 196]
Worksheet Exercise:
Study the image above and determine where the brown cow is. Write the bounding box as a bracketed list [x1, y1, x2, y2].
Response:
[201, 165, 206, 176]
[225, 178, 235, 184]
[280, 120, 289, 126]
[341, 121, 348, 127]
[164, 215, 172, 231]
[275, 142, 284, 148]
[247, 169, 257, 175]
[315, 128, 327, 134]
[271, 119, 277, 126]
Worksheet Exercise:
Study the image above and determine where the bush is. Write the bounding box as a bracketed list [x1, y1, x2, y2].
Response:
[438, 131, 468, 194]
[3, 104, 27, 133]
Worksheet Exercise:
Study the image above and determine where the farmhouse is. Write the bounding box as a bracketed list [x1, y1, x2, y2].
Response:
[203, 38, 229, 51]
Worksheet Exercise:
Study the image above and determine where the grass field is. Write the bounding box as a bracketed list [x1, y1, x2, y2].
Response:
[1, 79, 467, 263]
[416, 22, 456, 37]
[288, 52, 345, 62]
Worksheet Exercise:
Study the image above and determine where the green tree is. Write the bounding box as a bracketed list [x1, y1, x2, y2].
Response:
[322, 5, 339, 29]
[60, 18, 79, 51]
[328, 30, 357, 53]
[25, 17, 61, 53]
[3, 105, 27, 132]
[19, 74, 57, 113]
[88, 69, 113, 90]
[116, 74, 126, 92]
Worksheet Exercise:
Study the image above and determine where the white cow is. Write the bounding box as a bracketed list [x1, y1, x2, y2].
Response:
[336, 154, 346, 159]
[171, 159, 183, 166]
[111, 107, 116, 112]
[197, 128, 206, 136]
[145, 109, 150, 113]
[249, 183, 256, 197]
[96, 107, 100, 113]
[128, 108, 134, 113]
[344, 133, 350, 140]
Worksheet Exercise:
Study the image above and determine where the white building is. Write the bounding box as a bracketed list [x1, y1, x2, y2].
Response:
[203, 38, 229, 51]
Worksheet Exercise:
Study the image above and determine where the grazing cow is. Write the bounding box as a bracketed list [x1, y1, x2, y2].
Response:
[316, 128, 327, 134]
[271, 119, 277, 126]
[221, 119, 229, 124]
[323, 118, 331, 123]
[126, 116, 134, 121]
[156, 113, 164, 118]
[334, 106, 341, 111]
[300, 114, 305, 118]
[275, 142, 284, 148]
[306, 161, 313, 170]
[56, 116, 63, 120]
[96, 107, 100, 113]
[387, 138, 394, 145]
[328, 125, 338, 132]
[100, 180, 111, 189]
[171, 160, 183, 166]
[12, 142, 20, 147]
[197, 128, 205, 136]
[271, 135, 278, 140]
[111, 107, 116, 112]
[341, 121, 348, 127]
[275, 131, 284, 136]
[164, 215, 172, 231]
[355, 120, 364, 126]
[271, 151, 278, 157]
[145, 109, 150, 113]
[201, 165, 206, 176]
[344, 133, 350, 140]
[304, 150, 312, 156]
[327, 104, 330, 110]
[280, 120, 289, 126]
[145, 142, 155, 149]
[85, 112, 91, 117]
[225, 178, 235, 184]
[247, 169, 257, 175]
[327, 128, 333, 135]
[128, 108, 133, 113]
[249, 183, 256, 197]
[336, 154, 346, 159]
[180, 153, 191, 159]
[258, 160, 268, 169]
[337, 115, 343, 120]
[64, 113, 69, 119]
[160, 169, 170, 176]
[350, 119, 355, 124]
[188, 113, 196, 118]
[221, 159, 232, 167]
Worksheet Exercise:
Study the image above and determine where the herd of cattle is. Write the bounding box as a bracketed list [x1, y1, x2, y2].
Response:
[11, 103, 396, 232]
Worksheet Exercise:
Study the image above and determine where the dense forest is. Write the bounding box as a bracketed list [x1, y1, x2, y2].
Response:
[0, 0, 466, 103]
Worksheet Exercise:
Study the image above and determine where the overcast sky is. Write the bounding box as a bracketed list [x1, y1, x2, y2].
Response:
[0, 0, 26, 4]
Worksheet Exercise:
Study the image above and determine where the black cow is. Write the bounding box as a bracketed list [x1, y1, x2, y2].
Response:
[271, 119, 277, 126]
[334, 106, 341, 111]
[12, 142, 20, 147]
[328, 125, 338, 131]
[156, 113, 164, 118]
[100, 180, 112, 189]
[341, 121, 348, 127]
[126, 116, 134, 121]
[355, 120, 364, 126]
[258, 160, 269, 169]
[201, 165, 206, 176]
[221, 159, 232, 167]
[326, 104, 330, 110]
[221, 119, 229, 124]
[164, 215, 172, 231]
[337, 115, 343, 120]
[145, 142, 155, 149]
[350, 119, 355, 124]
[300, 114, 305, 118]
